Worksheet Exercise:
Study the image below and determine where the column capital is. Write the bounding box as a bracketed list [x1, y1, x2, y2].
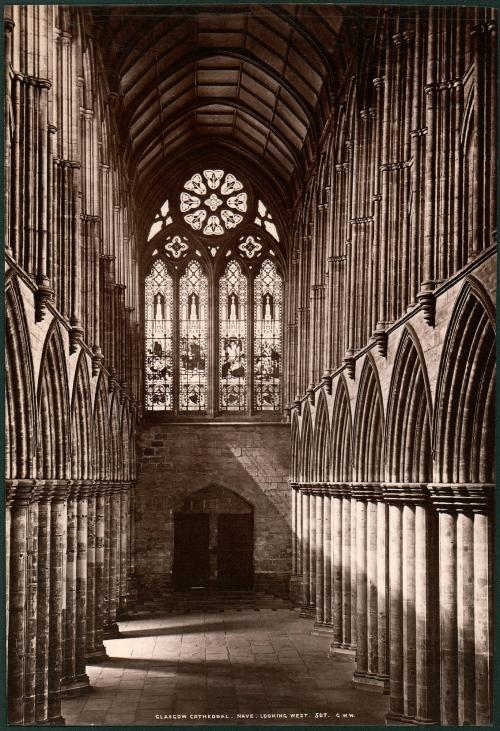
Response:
[382, 482, 429, 504]
[350, 481, 384, 500]
[5, 479, 36, 508]
[428, 483, 494, 513]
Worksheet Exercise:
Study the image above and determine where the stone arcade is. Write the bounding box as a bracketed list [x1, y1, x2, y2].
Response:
[4, 3, 496, 727]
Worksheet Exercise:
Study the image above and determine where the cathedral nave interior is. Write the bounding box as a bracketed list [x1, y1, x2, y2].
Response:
[4, 3, 496, 726]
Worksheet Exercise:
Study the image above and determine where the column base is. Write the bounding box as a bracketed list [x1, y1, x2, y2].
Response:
[85, 646, 108, 663]
[299, 605, 316, 618]
[312, 622, 335, 636]
[60, 674, 91, 698]
[352, 671, 390, 694]
[102, 623, 120, 639]
[329, 644, 356, 661]
[289, 575, 303, 605]
[385, 712, 419, 726]
[45, 716, 66, 725]
[118, 595, 132, 618]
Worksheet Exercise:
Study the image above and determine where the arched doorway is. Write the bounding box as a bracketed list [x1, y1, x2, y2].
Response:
[173, 485, 254, 590]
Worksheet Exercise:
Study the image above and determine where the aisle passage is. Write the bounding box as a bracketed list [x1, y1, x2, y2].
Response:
[62, 609, 388, 726]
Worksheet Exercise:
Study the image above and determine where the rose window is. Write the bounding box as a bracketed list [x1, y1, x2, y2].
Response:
[180, 170, 247, 236]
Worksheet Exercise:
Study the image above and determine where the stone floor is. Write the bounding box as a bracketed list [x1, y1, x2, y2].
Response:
[62, 608, 389, 726]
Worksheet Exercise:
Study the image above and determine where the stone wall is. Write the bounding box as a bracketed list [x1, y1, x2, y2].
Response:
[134, 422, 291, 598]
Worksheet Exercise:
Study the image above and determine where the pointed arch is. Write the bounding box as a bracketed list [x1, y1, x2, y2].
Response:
[121, 399, 131, 482]
[93, 373, 110, 482]
[299, 403, 314, 483]
[353, 356, 384, 483]
[291, 411, 300, 483]
[331, 375, 353, 482]
[386, 328, 433, 483]
[313, 391, 331, 482]
[434, 283, 495, 483]
[37, 321, 70, 480]
[5, 278, 36, 480]
[70, 352, 93, 481]
[109, 388, 123, 482]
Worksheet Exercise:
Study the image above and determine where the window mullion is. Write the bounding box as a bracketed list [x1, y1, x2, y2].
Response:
[173, 275, 179, 415]
[248, 273, 254, 416]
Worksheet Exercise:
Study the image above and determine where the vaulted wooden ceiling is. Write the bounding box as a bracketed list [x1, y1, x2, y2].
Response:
[91, 4, 348, 218]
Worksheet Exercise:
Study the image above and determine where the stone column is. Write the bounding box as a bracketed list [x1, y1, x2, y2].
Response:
[308, 488, 316, 614]
[323, 491, 332, 625]
[386, 500, 404, 723]
[366, 498, 379, 680]
[62, 481, 91, 694]
[47, 480, 69, 724]
[87, 483, 107, 662]
[61, 482, 77, 693]
[429, 483, 493, 726]
[128, 481, 136, 605]
[352, 485, 368, 685]
[118, 483, 131, 617]
[473, 504, 493, 725]
[384, 484, 438, 722]
[292, 484, 297, 575]
[35, 483, 51, 723]
[24, 488, 40, 723]
[376, 498, 389, 686]
[414, 502, 439, 724]
[402, 503, 416, 717]
[102, 483, 111, 635]
[85, 481, 105, 662]
[103, 484, 120, 638]
[438, 508, 457, 725]
[300, 488, 311, 611]
[330, 486, 343, 648]
[75, 482, 91, 690]
[314, 489, 324, 625]
[330, 484, 356, 657]
[289, 483, 303, 604]
[6, 480, 33, 724]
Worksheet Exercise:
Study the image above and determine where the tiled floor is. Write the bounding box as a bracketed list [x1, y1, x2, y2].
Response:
[63, 608, 389, 726]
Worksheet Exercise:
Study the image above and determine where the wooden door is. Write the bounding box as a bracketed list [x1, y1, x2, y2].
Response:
[173, 513, 210, 589]
[217, 513, 254, 589]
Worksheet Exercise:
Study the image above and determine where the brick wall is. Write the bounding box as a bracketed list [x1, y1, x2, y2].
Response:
[134, 422, 291, 598]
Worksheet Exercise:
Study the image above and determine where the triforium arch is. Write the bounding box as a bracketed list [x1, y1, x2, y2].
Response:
[5, 276, 36, 480]
[93, 373, 110, 484]
[299, 403, 313, 483]
[312, 390, 331, 482]
[36, 321, 70, 481]
[331, 375, 353, 482]
[70, 352, 94, 482]
[434, 280, 495, 484]
[386, 327, 432, 483]
[109, 389, 124, 483]
[430, 280, 494, 726]
[290, 411, 300, 484]
[353, 355, 384, 483]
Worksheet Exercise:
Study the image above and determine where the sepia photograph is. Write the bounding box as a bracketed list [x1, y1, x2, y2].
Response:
[3, 1, 496, 728]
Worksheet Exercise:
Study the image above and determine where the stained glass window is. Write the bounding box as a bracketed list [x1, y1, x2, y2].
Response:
[181, 170, 247, 236]
[219, 260, 247, 411]
[145, 184, 283, 416]
[145, 259, 174, 410]
[147, 199, 173, 241]
[253, 259, 282, 411]
[179, 261, 208, 411]
[254, 200, 279, 241]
